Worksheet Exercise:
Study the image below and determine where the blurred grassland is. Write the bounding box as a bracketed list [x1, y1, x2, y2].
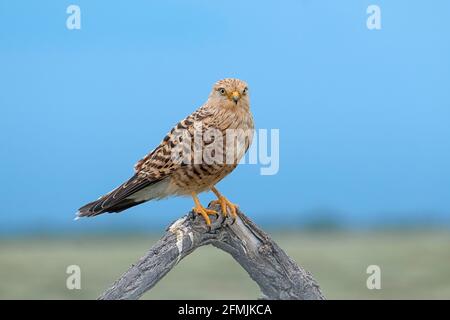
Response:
[1, 231, 450, 299]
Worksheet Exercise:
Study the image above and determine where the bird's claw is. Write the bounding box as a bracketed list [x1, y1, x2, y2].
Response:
[210, 196, 238, 222]
[192, 205, 218, 227]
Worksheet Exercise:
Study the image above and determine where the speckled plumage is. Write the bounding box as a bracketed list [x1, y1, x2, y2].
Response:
[77, 78, 254, 218]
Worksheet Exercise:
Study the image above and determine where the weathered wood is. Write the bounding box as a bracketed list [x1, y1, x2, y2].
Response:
[98, 205, 325, 300]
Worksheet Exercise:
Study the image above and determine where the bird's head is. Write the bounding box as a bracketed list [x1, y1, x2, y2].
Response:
[209, 78, 250, 110]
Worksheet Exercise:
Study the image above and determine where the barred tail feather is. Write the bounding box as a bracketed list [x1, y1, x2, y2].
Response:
[76, 174, 165, 218]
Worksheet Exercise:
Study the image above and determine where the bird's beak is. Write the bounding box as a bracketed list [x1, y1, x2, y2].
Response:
[231, 91, 240, 104]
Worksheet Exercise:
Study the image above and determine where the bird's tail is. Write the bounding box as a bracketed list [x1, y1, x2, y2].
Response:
[76, 197, 146, 218]
[76, 174, 162, 218]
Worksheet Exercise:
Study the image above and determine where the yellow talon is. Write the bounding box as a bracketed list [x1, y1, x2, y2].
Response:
[191, 192, 217, 226]
[211, 187, 238, 220]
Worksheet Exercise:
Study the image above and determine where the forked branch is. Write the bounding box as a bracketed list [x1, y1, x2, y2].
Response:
[98, 205, 325, 300]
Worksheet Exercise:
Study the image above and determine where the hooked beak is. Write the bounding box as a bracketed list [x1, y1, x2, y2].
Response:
[231, 91, 240, 104]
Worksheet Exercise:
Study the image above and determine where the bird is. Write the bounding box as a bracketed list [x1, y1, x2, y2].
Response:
[77, 78, 254, 226]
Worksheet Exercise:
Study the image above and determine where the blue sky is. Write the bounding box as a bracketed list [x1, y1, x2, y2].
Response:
[1, 1, 449, 233]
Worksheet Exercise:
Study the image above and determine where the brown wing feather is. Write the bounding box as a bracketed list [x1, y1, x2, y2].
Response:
[134, 106, 213, 173]
[77, 105, 214, 218]
[77, 174, 159, 217]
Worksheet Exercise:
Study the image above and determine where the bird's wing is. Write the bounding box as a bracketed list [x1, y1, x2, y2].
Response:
[76, 173, 159, 217]
[77, 106, 214, 217]
[134, 105, 214, 174]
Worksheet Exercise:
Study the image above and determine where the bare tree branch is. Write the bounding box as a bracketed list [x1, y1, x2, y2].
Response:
[98, 205, 325, 300]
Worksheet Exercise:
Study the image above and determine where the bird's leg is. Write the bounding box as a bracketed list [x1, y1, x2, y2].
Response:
[210, 186, 238, 221]
[191, 192, 218, 226]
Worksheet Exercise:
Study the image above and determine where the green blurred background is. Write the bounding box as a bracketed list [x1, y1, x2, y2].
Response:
[2, 230, 450, 299]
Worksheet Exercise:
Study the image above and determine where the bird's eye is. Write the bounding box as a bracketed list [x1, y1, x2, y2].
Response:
[242, 87, 248, 95]
[218, 88, 226, 95]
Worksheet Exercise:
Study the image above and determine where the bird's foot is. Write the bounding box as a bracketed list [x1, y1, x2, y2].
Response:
[192, 204, 218, 226]
[210, 196, 238, 223]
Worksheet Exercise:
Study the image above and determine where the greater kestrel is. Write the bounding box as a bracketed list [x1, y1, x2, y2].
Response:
[77, 78, 254, 225]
